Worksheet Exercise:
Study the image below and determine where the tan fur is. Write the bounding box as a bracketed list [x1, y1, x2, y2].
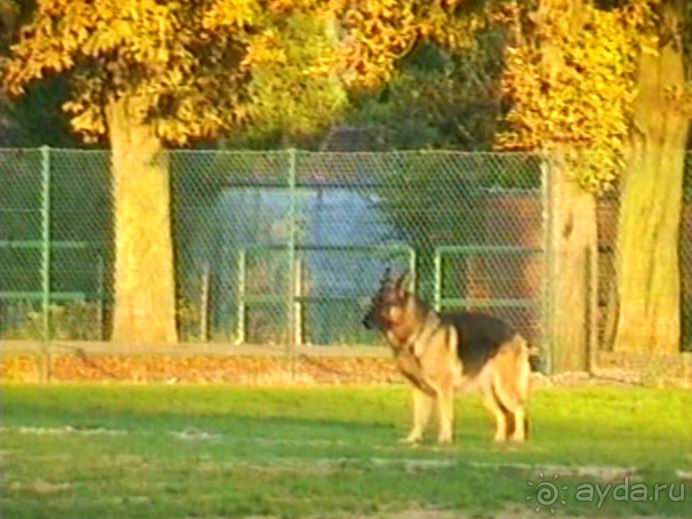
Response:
[410, 327, 530, 444]
[369, 280, 531, 444]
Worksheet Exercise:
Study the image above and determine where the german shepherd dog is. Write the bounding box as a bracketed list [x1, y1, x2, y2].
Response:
[363, 268, 533, 444]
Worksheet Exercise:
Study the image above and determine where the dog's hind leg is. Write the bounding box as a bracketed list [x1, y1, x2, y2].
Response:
[489, 340, 530, 443]
[500, 396, 516, 440]
[403, 388, 434, 444]
[515, 338, 531, 403]
[492, 372, 527, 443]
[516, 345, 531, 440]
[482, 383, 508, 442]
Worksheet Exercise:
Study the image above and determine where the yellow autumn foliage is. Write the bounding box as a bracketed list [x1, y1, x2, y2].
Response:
[3, 0, 685, 158]
[1, 0, 347, 145]
[0, 1, 249, 144]
[334, 0, 483, 91]
[496, 0, 675, 194]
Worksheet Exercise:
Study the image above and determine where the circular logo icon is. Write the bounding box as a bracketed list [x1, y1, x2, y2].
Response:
[526, 472, 568, 513]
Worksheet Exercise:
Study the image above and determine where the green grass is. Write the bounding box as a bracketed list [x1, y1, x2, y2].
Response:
[1, 384, 690, 518]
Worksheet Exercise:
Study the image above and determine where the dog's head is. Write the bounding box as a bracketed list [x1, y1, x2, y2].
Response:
[362, 268, 414, 332]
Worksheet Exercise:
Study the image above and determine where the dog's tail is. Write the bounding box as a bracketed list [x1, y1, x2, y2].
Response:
[526, 343, 543, 373]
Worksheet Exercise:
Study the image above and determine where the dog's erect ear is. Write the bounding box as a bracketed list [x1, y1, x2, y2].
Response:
[395, 270, 412, 296]
[379, 267, 393, 290]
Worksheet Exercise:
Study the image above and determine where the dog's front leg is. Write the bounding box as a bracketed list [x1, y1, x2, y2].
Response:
[436, 382, 455, 444]
[402, 388, 434, 443]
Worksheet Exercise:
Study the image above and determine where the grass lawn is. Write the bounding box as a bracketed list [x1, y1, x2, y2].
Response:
[0, 383, 690, 518]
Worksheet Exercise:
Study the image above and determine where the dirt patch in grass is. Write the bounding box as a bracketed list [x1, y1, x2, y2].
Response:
[348, 505, 671, 519]
[7, 480, 72, 495]
[170, 429, 222, 441]
[0, 425, 126, 436]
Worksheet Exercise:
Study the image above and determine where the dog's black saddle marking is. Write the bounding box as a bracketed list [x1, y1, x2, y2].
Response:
[441, 312, 518, 378]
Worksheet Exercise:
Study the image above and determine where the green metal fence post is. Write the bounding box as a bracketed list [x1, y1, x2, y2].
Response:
[97, 254, 104, 340]
[39, 146, 52, 382]
[40, 145, 51, 343]
[433, 249, 442, 312]
[200, 262, 211, 343]
[287, 148, 298, 357]
[293, 256, 303, 347]
[408, 249, 417, 293]
[236, 248, 246, 345]
[541, 155, 555, 375]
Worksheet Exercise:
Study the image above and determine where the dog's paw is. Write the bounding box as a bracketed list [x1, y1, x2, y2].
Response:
[436, 435, 454, 445]
[400, 432, 423, 444]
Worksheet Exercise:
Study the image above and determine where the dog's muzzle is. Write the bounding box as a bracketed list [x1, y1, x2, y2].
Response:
[362, 311, 377, 330]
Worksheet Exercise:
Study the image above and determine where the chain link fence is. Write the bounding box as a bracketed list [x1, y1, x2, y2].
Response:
[1, 148, 690, 354]
[172, 150, 544, 346]
[0, 149, 111, 341]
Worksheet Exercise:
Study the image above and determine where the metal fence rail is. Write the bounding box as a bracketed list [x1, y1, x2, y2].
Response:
[1, 148, 690, 355]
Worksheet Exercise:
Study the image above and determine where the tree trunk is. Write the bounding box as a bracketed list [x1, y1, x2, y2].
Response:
[536, 0, 598, 372]
[611, 0, 689, 355]
[544, 156, 598, 372]
[0, 1, 19, 39]
[106, 96, 178, 344]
